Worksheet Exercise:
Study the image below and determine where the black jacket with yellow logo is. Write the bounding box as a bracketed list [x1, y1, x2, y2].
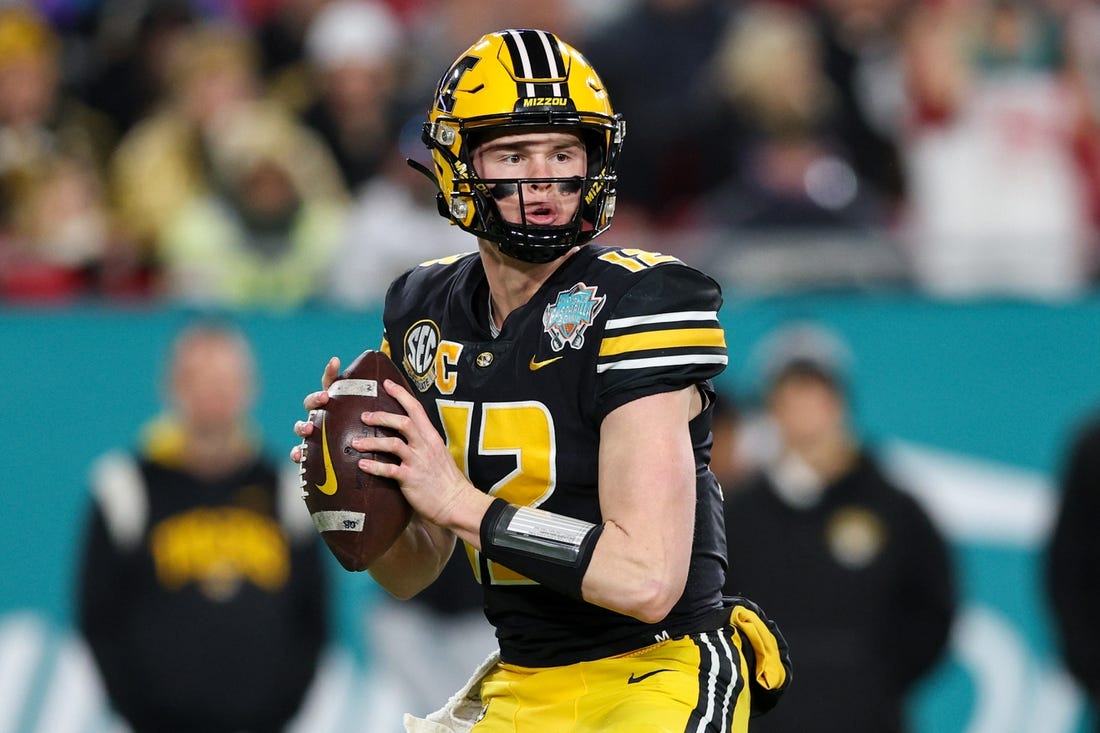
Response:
[76, 443, 329, 733]
[723, 451, 956, 733]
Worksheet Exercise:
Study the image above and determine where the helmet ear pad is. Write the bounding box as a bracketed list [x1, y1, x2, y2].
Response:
[583, 132, 607, 181]
[580, 130, 612, 229]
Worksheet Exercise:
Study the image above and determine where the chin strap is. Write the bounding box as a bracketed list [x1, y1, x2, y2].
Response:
[406, 157, 439, 187]
[406, 157, 452, 220]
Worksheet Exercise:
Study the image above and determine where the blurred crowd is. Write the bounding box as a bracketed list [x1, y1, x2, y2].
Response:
[1, 0, 1099, 307]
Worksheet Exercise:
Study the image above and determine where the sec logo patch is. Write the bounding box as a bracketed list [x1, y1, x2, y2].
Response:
[403, 320, 441, 392]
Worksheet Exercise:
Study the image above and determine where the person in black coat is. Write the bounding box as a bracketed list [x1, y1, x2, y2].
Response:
[76, 321, 329, 733]
[723, 325, 956, 733]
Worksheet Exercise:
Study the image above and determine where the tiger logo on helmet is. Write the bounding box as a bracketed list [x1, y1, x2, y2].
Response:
[410, 29, 626, 264]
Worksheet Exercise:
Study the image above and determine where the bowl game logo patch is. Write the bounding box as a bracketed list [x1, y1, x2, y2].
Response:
[542, 283, 605, 351]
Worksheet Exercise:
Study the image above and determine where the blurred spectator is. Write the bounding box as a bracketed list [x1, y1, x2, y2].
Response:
[901, 0, 1097, 298]
[693, 3, 908, 291]
[723, 322, 957, 733]
[76, 320, 330, 733]
[156, 103, 348, 308]
[326, 116, 471, 308]
[581, 0, 732, 229]
[77, 0, 200, 135]
[250, 0, 328, 112]
[107, 19, 255, 251]
[299, 0, 406, 194]
[700, 3, 888, 232]
[109, 21, 346, 259]
[0, 5, 145, 302]
[1057, 0, 1100, 250]
[813, 0, 913, 209]
[0, 154, 146, 301]
[0, 5, 117, 195]
[1046, 410, 1100, 729]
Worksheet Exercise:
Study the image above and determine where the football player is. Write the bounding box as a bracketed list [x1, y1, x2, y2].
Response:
[293, 28, 790, 732]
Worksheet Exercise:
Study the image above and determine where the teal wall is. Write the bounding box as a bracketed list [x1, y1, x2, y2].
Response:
[2, 294, 1099, 732]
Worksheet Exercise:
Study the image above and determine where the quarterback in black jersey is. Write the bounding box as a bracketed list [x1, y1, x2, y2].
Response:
[293, 28, 790, 733]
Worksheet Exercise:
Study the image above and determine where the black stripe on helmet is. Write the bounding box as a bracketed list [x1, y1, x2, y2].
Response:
[502, 29, 566, 100]
[522, 29, 560, 79]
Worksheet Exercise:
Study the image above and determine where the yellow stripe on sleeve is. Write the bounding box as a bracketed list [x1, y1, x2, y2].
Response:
[598, 327, 726, 357]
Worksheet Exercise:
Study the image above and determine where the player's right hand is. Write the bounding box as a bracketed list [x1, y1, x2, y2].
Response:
[289, 356, 342, 463]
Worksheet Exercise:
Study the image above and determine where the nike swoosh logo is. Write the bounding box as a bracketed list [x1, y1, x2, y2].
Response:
[529, 356, 564, 371]
[627, 668, 673, 684]
[316, 415, 339, 496]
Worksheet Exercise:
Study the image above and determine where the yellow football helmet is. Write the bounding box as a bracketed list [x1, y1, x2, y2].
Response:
[413, 29, 625, 263]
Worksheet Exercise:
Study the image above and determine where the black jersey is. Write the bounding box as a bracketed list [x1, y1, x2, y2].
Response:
[381, 244, 729, 667]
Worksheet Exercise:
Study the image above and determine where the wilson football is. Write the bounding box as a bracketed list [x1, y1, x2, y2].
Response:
[299, 349, 414, 571]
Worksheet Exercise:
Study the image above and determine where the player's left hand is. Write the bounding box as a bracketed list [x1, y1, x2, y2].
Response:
[350, 378, 473, 528]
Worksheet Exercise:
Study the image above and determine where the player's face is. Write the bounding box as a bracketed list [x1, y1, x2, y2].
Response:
[471, 129, 586, 227]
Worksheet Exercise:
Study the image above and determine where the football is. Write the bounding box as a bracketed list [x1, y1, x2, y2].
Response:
[299, 349, 414, 571]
